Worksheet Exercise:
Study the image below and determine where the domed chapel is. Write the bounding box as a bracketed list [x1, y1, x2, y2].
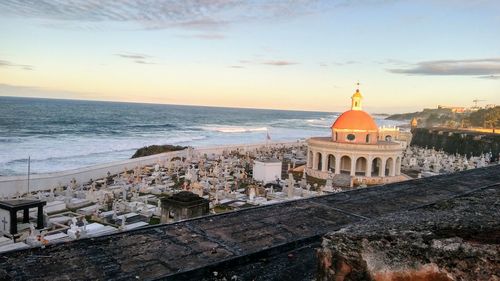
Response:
[306, 87, 407, 185]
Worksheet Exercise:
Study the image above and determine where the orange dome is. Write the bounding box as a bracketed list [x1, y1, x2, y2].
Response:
[331, 110, 378, 131]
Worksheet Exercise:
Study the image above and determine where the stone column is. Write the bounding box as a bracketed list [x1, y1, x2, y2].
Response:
[306, 149, 311, 168]
[312, 151, 318, 171]
[37, 206, 44, 229]
[334, 155, 341, 175]
[398, 156, 402, 175]
[23, 208, 29, 223]
[321, 153, 328, 172]
[390, 159, 397, 177]
[350, 156, 356, 176]
[10, 210, 17, 235]
[380, 158, 386, 177]
[366, 157, 372, 177]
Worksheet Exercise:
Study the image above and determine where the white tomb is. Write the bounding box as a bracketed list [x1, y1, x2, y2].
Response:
[123, 221, 149, 231]
[0, 242, 29, 253]
[44, 232, 69, 243]
[253, 159, 282, 184]
[43, 200, 67, 214]
[0, 236, 13, 247]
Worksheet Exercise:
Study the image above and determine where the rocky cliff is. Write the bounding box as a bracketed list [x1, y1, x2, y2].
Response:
[411, 128, 500, 158]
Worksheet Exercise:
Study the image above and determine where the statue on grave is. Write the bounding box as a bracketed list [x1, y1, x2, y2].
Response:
[422, 159, 430, 172]
[433, 160, 441, 173]
[249, 186, 256, 201]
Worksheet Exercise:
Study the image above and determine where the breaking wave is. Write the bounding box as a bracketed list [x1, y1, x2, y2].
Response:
[201, 125, 269, 133]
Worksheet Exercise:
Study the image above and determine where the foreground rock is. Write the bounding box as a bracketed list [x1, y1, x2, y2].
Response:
[317, 184, 499, 281]
[131, 144, 186, 158]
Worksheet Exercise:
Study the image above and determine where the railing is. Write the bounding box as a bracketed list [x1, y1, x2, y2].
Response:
[308, 137, 406, 151]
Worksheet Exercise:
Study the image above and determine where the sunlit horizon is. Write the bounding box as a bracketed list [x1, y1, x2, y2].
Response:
[1, 1, 499, 113]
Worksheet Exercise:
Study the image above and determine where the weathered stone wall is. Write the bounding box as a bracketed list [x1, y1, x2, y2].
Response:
[317, 183, 499, 281]
[411, 128, 500, 158]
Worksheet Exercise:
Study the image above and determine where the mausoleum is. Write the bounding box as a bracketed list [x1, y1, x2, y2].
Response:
[0, 199, 46, 236]
[160, 191, 209, 223]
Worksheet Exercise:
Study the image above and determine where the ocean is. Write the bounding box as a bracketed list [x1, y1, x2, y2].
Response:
[0, 96, 403, 176]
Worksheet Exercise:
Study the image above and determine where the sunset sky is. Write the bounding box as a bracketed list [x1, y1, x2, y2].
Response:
[0, 0, 499, 113]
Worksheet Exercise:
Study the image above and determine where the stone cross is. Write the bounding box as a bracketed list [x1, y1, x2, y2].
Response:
[1, 217, 7, 231]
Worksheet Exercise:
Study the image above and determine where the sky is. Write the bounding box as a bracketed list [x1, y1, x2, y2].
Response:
[0, 0, 499, 113]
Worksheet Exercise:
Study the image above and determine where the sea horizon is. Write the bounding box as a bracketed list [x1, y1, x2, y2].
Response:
[0, 96, 405, 176]
[0, 95, 334, 115]
[0, 95, 406, 115]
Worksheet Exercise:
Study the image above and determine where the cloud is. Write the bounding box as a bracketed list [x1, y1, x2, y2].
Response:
[388, 58, 500, 76]
[192, 33, 225, 40]
[167, 19, 229, 31]
[332, 60, 358, 66]
[115, 53, 149, 60]
[0, 0, 331, 30]
[0, 83, 95, 99]
[479, 75, 500, 80]
[262, 60, 298, 66]
[115, 53, 155, 64]
[0, 59, 33, 70]
[178, 33, 226, 40]
[237, 59, 298, 67]
[229, 65, 244, 69]
[134, 60, 155, 65]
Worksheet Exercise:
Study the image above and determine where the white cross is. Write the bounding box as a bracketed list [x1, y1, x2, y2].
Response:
[1, 217, 7, 231]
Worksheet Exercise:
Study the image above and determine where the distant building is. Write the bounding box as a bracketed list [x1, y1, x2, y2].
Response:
[378, 126, 413, 145]
[306, 88, 407, 185]
[410, 117, 418, 128]
[160, 191, 209, 223]
[252, 159, 282, 184]
[437, 105, 466, 113]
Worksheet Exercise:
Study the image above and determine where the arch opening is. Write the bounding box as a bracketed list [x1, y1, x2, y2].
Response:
[316, 152, 323, 171]
[327, 154, 336, 172]
[355, 157, 367, 176]
[340, 156, 351, 175]
[372, 157, 382, 177]
[385, 157, 394, 176]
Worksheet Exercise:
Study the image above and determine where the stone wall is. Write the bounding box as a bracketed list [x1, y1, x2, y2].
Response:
[317, 182, 499, 281]
[411, 128, 500, 158]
